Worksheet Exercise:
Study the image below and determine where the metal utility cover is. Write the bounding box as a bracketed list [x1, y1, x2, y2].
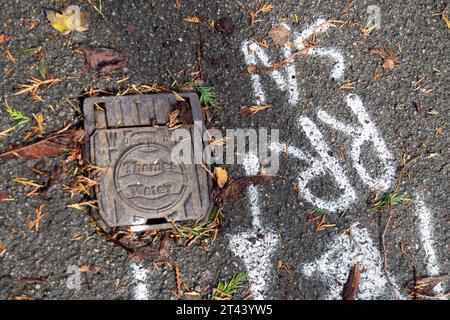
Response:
[83, 93, 211, 230]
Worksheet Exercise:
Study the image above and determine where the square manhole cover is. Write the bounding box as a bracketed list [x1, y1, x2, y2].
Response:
[83, 93, 211, 231]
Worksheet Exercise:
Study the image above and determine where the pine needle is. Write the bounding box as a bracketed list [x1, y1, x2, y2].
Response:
[210, 272, 248, 300]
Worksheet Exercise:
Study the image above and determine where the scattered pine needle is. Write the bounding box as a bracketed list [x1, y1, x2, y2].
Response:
[29, 203, 44, 232]
[15, 77, 62, 100]
[249, 3, 275, 25]
[340, 80, 355, 89]
[0, 127, 15, 139]
[67, 200, 98, 211]
[185, 16, 201, 24]
[239, 104, 271, 118]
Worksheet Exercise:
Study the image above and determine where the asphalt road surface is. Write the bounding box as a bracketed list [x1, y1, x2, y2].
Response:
[0, 0, 449, 300]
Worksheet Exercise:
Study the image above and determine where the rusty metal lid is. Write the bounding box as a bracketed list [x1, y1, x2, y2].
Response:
[83, 93, 211, 231]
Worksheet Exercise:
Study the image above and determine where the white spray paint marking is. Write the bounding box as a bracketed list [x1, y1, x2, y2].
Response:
[317, 94, 395, 192]
[291, 18, 328, 46]
[307, 47, 345, 80]
[241, 18, 345, 106]
[241, 41, 299, 105]
[228, 153, 279, 300]
[271, 134, 357, 213]
[131, 263, 150, 300]
[229, 231, 279, 300]
[414, 194, 446, 297]
[298, 116, 357, 212]
[302, 224, 404, 300]
[291, 18, 345, 80]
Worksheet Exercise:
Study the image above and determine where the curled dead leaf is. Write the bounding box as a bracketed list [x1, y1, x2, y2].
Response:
[268, 24, 290, 47]
[79, 45, 127, 73]
[0, 129, 86, 160]
[342, 262, 361, 300]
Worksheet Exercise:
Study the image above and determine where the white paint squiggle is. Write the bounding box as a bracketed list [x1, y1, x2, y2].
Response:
[131, 263, 150, 300]
[228, 153, 279, 300]
[317, 94, 395, 192]
[414, 194, 447, 298]
[302, 224, 404, 300]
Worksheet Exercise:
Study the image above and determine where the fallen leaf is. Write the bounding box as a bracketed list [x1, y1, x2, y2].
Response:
[342, 262, 361, 300]
[0, 129, 86, 160]
[370, 46, 400, 74]
[406, 275, 448, 296]
[46, 5, 90, 35]
[382, 58, 396, 73]
[213, 175, 272, 205]
[0, 34, 6, 44]
[214, 167, 228, 188]
[79, 45, 127, 73]
[268, 24, 290, 47]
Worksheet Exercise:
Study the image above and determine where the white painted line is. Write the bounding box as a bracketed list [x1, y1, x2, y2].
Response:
[307, 47, 345, 80]
[229, 230, 280, 300]
[302, 223, 404, 300]
[291, 18, 328, 46]
[298, 116, 357, 212]
[131, 262, 150, 300]
[241, 18, 346, 106]
[317, 94, 395, 192]
[228, 153, 280, 300]
[241, 40, 299, 105]
[414, 194, 446, 298]
[243, 153, 263, 229]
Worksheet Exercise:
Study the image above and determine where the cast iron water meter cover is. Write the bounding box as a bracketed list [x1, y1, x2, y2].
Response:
[83, 93, 211, 230]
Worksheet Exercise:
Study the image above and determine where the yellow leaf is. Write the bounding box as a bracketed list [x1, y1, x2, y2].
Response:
[46, 5, 89, 35]
[214, 167, 228, 188]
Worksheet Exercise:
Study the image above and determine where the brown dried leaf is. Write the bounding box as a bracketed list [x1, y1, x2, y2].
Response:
[370, 46, 400, 74]
[214, 167, 228, 188]
[0, 129, 86, 160]
[268, 24, 290, 47]
[79, 45, 127, 73]
[159, 233, 171, 258]
[382, 58, 396, 73]
[342, 262, 361, 300]
[406, 275, 448, 296]
[213, 175, 272, 205]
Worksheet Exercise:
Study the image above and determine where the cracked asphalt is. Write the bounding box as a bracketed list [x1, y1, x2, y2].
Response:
[0, 0, 448, 300]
